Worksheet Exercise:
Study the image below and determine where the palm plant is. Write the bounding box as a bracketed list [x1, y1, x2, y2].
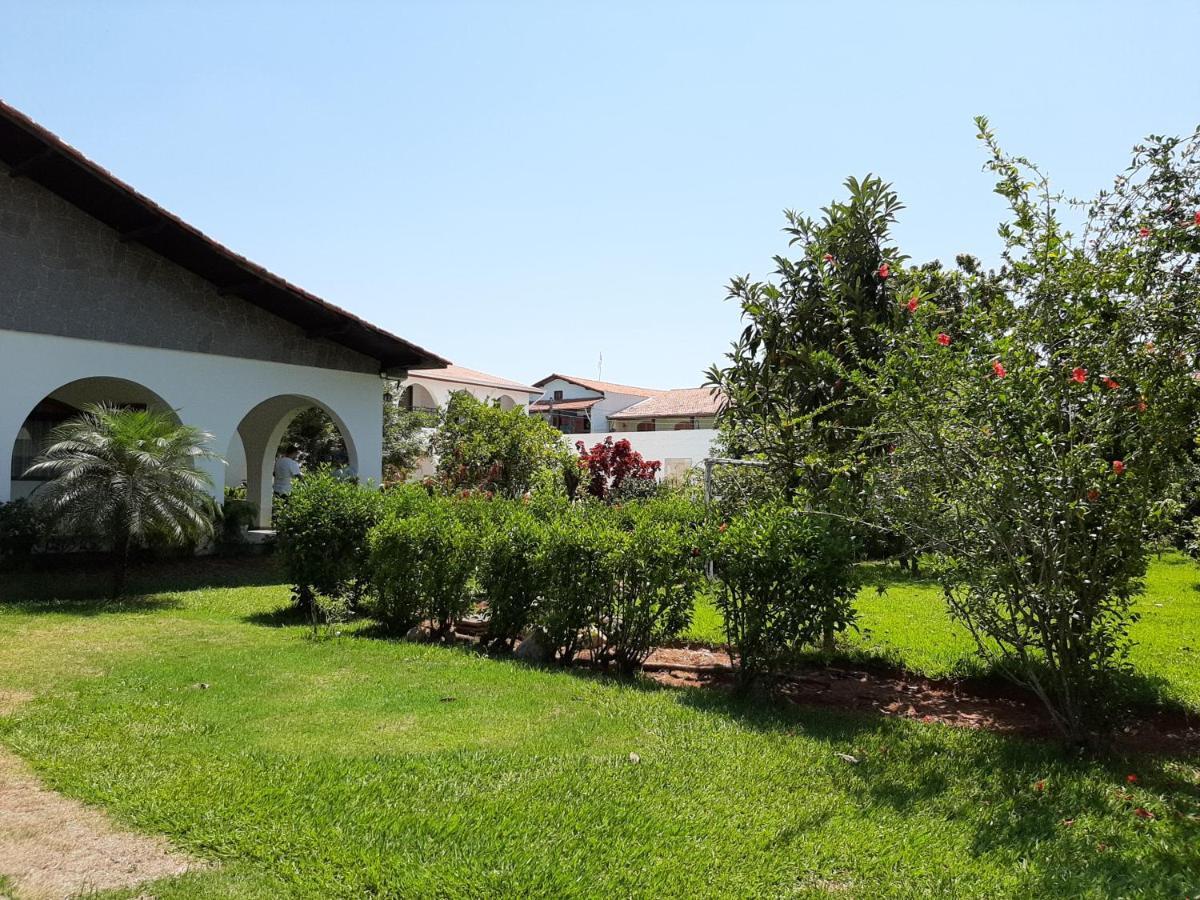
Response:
[25, 403, 222, 596]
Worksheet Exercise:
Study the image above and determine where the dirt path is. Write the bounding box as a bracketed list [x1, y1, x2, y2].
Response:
[0, 696, 201, 900]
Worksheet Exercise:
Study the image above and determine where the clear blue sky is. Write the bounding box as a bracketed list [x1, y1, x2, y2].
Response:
[3, 1, 1198, 388]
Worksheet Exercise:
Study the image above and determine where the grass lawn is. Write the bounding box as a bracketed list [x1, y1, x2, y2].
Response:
[1, 559, 1198, 898]
[686, 553, 1200, 710]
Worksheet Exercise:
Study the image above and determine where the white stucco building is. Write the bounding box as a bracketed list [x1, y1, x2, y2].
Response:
[396, 365, 540, 413]
[0, 100, 448, 527]
[530, 374, 724, 479]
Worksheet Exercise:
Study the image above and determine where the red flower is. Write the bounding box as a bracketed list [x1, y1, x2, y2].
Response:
[1194, 210, 1200, 226]
[1034, 779, 1046, 792]
[718, 522, 728, 533]
[1087, 489, 1100, 502]
[823, 252, 834, 263]
[1112, 460, 1126, 476]
[1126, 773, 1138, 784]
[936, 332, 951, 346]
[1139, 226, 1151, 238]
[1137, 399, 1148, 413]
[878, 263, 891, 279]
[1070, 367, 1087, 384]
[991, 360, 1007, 378]
[1102, 376, 1119, 390]
[906, 296, 919, 313]
[1133, 807, 1155, 820]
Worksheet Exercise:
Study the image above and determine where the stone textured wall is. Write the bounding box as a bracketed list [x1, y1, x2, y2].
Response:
[0, 160, 378, 374]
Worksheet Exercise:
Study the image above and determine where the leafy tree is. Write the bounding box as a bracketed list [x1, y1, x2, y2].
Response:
[383, 404, 438, 482]
[282, 407, 346, 469]
[575, 436, 660, 501]
[25, 403, 221, 596]
[705, 175, 907, 506]
[432, 391, 572, 498]
[869, 119, 1200, 743]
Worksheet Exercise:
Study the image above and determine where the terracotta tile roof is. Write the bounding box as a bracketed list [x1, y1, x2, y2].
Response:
[408, 364, 540, 395]
[533, 373, 666, 398]
[528, 397, 600, 412]
[607, 387, 725, 420]
[0, 98, 448, 372]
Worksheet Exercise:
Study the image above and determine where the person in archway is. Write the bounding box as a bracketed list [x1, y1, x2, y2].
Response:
[273, 445, 303, 500]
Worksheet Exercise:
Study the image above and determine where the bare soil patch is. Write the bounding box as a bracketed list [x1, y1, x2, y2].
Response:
[638, 647, 1200, 756]
[0, 748, 202, 900]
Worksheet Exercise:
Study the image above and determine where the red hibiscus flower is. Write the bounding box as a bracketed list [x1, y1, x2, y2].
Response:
[1102, 376, 1119, 390]
[1194, 211, 1200, 226]
[1087, 489, 1100, 502]
[1126, 773, 1138, 784]
[936, 332, 951, 346]
[907, 296, 919, 313]
[992, 360, 1007, 378]
[1139, 226, 1151, 238]
[1070, 367, 1087, 384]
[878, 263, 890, 278]
[1112, 460, 1126, 475]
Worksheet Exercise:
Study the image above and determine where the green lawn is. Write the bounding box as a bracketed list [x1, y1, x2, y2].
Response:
[1, 560, 1198, 898]
[687, 553, 1200, 709]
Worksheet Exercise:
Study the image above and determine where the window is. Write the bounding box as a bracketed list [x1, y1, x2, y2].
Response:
[553, 390, 564, 401]
[636, 422, 654, 432]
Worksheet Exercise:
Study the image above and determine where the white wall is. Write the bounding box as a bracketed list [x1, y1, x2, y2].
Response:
[401, 373, 538, 411]
[567, 429, 718, 479]
[0, 328, 384, 514]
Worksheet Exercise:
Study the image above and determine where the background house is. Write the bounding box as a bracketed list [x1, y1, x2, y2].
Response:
[0, 100, 447, 526]
[397, 364, 541, 413]
[531, 374, 724, 479]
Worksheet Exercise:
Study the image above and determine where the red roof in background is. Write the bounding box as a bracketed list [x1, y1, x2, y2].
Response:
[607, 387, 725, 419]
[533, 373, 666, 398]
[0, 98, 449, 372]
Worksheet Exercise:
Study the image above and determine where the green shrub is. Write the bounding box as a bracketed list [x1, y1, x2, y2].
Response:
[0, 499, 41, 568]
[369, 504, 476, 635]
[479, 502, 546, 649]
[276, 471, 383, 609]
[714, 504, 859, 686]
[598, 501, 713, 673]
[536, 508, 621, 664]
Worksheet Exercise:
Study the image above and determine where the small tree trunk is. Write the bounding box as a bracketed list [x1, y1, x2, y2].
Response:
[112, 529, 132, 599]
[822, 625, 836, 655]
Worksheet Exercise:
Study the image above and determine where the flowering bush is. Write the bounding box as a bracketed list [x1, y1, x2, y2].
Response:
[869, 119, 1200, 742]
[575, 436, 660, 501]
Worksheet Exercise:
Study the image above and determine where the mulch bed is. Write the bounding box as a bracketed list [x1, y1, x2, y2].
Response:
[444, 619, 1200, 754]
[639, 646, 1200, 756]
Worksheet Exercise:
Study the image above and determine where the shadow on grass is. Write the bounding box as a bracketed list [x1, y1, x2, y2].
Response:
[0, 555, 284, 608]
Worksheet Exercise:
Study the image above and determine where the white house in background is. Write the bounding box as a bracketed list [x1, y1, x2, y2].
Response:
[529, 374, 664, 434]
[0, 100, 449, 526]
[531, 374, 724, 479]
[397, 364, 541, 412]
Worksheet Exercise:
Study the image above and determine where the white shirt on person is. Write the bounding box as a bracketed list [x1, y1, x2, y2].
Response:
[273, 456, 302, 495]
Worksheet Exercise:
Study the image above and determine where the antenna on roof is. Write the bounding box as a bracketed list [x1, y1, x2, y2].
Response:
[598, 351, 603, 381]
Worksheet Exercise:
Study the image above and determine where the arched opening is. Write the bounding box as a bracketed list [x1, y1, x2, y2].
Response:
[9, 377, 179, 501]
[231, 395, 358, 527]
[399, 382, 438, 414]
[496, 394, 516, 411]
